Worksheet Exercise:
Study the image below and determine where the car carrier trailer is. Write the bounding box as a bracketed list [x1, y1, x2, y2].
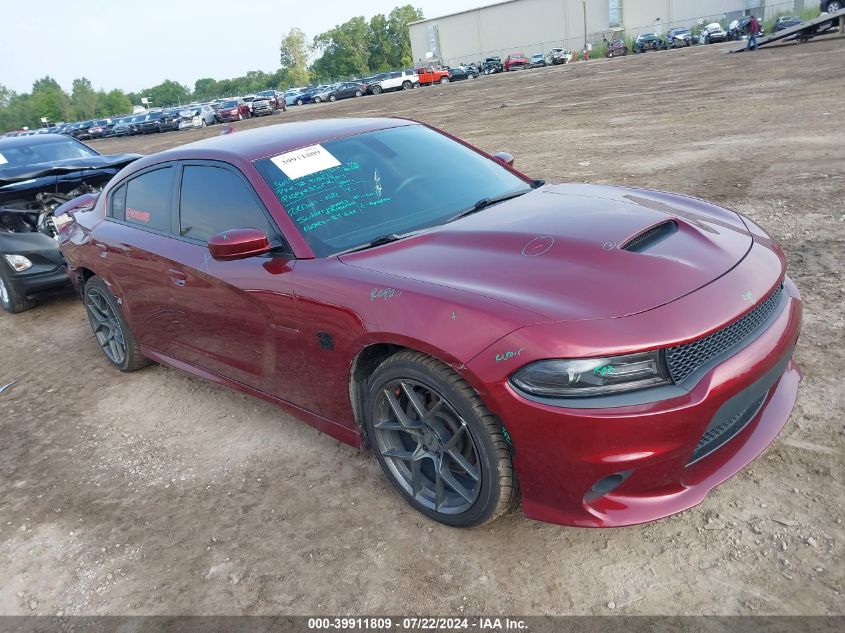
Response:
[729, 8, 844, 51]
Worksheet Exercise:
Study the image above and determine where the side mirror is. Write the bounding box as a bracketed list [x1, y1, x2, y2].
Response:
[493, 151, 515, 167]
[208, 228, 271, 261]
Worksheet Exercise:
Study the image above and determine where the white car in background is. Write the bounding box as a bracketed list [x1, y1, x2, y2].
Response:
[700, 22, 729, 44]
[368, 69, 419, 95]
[178, 104, 216, 130]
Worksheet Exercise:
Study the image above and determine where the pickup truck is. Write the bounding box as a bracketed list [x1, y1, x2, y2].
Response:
[368, 70, 419, 94]
[415, 66, 451, 85]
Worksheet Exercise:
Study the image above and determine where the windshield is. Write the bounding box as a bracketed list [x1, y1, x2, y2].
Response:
[0, 137, 98, 169]
[220, 100, 238, 108]
[254, 124, 528, 257]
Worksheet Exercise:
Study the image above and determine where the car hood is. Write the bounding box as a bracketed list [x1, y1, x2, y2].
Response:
[339, 183, 752, 322]
[0, 154, 142, 188]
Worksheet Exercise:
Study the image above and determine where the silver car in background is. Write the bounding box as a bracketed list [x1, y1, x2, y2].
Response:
[178, 104, 216, 130]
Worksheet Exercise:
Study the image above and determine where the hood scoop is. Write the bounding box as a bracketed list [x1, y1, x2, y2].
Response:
[621, 220, 677, 253]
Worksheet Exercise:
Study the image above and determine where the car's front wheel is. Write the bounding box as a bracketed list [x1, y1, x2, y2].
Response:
[0, 262, 35, 314]
[84, 277, 149, 372]
[364, 351, 518, 527]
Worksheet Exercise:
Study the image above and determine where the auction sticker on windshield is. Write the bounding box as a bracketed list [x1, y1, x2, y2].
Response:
[271, 144, 341, 180]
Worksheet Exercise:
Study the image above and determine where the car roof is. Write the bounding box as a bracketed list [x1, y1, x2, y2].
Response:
[131, 118, 418, 168]
[0, 133, 76, 150]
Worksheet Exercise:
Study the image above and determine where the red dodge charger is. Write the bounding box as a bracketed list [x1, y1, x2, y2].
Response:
[57, 118, 802, 528]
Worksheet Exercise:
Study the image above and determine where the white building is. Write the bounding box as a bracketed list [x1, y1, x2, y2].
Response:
[409, 0, 806, 65]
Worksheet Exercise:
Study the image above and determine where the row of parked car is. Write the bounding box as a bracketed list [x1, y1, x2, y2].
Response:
[280, 64, 489, 107]
[3, 89, 288, 140]
[604, 12, 835, 57]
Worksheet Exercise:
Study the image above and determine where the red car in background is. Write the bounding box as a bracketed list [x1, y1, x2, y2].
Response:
[58, 118, 801, 529]
[215, 99, 251, 122]
[504, 52, 530, 71]
[415, 67, 451, 85]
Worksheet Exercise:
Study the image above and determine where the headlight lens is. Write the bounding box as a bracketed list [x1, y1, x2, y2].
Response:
[510, 351, 670, 398]
[4, 254, 33, 272]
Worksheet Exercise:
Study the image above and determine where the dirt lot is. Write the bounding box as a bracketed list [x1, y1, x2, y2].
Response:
[2, 37, 844, 616]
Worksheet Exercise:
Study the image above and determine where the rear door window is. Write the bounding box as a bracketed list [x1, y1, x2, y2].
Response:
[178, 164, 275, 243]
[123, 167, 174, 231]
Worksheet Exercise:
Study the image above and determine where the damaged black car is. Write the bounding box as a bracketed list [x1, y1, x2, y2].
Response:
[0, 134, 140, 313]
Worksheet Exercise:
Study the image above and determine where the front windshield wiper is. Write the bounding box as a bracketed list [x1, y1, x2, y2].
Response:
[448, 188, 532, 223]
[338, 233, 411, 255]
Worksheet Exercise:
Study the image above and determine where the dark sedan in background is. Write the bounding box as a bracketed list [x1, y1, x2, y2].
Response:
[634, 33, 665, 52]
[446, 67, 478, 81]
[0, 134, 140, 312]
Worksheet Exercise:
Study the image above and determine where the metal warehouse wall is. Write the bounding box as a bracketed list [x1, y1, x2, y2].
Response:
[409, 0, 800, 66]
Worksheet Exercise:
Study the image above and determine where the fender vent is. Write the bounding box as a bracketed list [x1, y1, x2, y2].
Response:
[621, 220, 678, 253]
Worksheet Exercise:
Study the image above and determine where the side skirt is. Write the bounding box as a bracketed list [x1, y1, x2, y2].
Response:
[140, 345, 362, 449]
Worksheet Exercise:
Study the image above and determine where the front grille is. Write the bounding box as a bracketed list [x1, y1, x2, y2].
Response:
[689, 396, 765, 464]
[666, 284, 784, 384]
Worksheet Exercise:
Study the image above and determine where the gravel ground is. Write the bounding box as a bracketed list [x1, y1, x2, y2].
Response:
[1, 36, 843, 616]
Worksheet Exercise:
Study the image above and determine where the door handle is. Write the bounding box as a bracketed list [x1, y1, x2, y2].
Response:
[168, 269, 187, 287]
[95, 243, 108, 258]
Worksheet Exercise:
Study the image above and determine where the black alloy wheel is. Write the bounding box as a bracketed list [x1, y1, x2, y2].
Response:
[83, 277, 149, 372]
[365, 351, 517, 527]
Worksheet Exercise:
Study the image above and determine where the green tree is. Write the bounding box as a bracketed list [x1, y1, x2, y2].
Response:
[98, 89, 133, 116]
[280, 27, 312, 86]
[144, 79, 192, 108]
[193, 77, 219, 102]
[367, 14, 391, 72]
[386, 5, 424, 67]
[71, 77, 98, 120]
[312, 16, 371, 80]
[30, 76, 71, 124]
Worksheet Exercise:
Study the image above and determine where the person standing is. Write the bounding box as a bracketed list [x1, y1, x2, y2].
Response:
[747, 15, 761, 50]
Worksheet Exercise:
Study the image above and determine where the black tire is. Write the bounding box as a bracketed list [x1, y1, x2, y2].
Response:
[0, 261, 35, 314]
[467, 73, 476, 79]
[314, 96, 322, 103]
[402, 80, 412, 90]
[440, 76, 450, 84]
[329, 95, 336, 102]
[83, 276, 149, 372]
[354, 90, 363, 97]
[372, 84, 383, 95]
[364, 350, 518, 527]
[295, 98, 303, 106]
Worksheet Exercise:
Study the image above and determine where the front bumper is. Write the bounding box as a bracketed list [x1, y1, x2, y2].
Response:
[0, 232, 68, 295]
[465, 247, 802, 526]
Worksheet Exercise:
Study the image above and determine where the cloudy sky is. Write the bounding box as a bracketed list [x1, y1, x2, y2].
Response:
[2, 0, 485, 94]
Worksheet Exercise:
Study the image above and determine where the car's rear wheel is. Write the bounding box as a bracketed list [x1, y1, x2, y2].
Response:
[355, 90, 363, 97]
[402, 81, 412, 90]
[0, 263, 35, 314]
[84, 277, 149, 372]
[329, 95, 337, 102]
[440, 76, 450, 84]
[364, 351, 518, 527]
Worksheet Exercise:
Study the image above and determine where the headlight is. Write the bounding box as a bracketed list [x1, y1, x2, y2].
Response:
[510, 351, 670, 398]
[4, 254, 33, 272]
